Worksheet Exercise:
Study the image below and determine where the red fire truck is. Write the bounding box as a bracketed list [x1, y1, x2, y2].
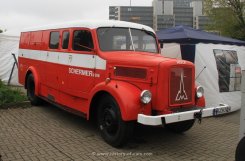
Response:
[18, 20, 231, 147]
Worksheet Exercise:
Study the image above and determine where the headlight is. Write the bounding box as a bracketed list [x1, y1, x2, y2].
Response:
[140, 90, 152, 104]
[196, 86, 204, 98]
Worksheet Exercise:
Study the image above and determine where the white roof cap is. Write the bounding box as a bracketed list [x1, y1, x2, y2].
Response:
[22, 20, 155, 33]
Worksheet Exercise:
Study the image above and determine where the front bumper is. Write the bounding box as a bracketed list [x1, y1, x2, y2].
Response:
[137, 104, 231, 126]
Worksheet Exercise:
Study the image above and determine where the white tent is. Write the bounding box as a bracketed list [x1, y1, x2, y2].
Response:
[162, 43, 245, 111]
[157, 26, 245, 111]
[0, 31, 20, 85]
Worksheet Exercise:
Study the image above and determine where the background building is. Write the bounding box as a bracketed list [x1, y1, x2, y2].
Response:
[173, 0, 192, 7]
[152, 0, 210, 30]
[109, 0, 210, 31]
[173, 7, 193, 27]
[109, 6, 153, 28]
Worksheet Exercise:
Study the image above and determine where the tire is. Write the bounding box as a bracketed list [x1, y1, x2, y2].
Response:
[97, 95, 134, 147]
[236, 137, 245, 161]
[26, 74, 42, 106]
[166, 119, 195, 133]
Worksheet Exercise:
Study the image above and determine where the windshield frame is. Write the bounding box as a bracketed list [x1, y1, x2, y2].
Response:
[96, 27, 159, 54]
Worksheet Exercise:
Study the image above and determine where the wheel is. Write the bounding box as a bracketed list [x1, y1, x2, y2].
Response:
[97, 94, 134, 147]
[26, 74, 42, 106]
[236, 137, 245, 161]
[166, 119, 195, 133]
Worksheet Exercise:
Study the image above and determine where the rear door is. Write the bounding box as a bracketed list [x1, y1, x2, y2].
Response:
[45, 30, 61, 101]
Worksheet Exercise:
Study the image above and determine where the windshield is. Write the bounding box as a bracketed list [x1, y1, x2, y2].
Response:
[97, 27, 158, 53]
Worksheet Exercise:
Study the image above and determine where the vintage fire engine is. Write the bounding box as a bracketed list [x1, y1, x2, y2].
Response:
[18, 20, 231, 147]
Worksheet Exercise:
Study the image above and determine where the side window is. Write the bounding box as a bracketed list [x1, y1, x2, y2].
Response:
[72, 30, 94, 51]
[49, 32, 60, 49]
[62, 31, 69, 49]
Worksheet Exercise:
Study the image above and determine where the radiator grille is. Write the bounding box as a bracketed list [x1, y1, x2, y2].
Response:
[169, 67, 193, 106]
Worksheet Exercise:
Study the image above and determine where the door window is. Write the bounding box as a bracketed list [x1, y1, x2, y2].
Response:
[72, 30, 94, 51]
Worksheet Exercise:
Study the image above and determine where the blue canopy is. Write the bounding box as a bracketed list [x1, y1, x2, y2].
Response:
[156, 26, 245, 46]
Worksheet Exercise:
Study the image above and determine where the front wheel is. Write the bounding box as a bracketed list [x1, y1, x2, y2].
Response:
[166, 119, 195, 133]
[26, 74, 42, 106]
[236, 137, 245, 161]
[97, 95, 134, 147]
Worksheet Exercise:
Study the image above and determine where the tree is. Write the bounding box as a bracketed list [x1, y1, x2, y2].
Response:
[204, 0, 245, 40]
[0, 29, 2, 33]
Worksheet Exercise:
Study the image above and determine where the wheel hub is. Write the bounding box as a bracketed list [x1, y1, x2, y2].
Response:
[103, 108, 118, 134]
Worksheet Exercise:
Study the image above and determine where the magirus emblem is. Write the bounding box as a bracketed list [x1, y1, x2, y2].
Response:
[175, 71, 188, 101]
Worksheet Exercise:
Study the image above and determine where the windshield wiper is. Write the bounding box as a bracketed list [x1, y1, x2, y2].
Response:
[128, 28, 135, 51]
[142, 28, 155, 37]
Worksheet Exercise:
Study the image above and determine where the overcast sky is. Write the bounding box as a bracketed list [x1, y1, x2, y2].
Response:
[0, 0, 152, 31]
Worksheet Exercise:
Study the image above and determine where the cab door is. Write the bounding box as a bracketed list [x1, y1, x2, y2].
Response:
[67, 29, 96, 97]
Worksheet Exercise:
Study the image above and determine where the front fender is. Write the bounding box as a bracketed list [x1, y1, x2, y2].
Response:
[195, 85, 206, 107]
[196, 96, 205, 107]
[89, 80, 145, 121]
[26, 66, 40, 95]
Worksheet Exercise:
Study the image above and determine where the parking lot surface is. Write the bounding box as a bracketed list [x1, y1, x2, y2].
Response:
[0, 104, 240, 161]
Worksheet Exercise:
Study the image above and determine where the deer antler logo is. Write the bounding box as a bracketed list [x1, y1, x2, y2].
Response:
[175, 71, 188, 101]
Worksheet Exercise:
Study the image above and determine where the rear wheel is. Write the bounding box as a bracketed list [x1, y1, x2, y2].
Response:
[166, 119, 195, 133]
[26, 74, 42, 106]
[97, 95, 134, 147]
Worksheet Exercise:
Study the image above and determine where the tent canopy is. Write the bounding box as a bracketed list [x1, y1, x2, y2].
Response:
[156, 26, 245, 46]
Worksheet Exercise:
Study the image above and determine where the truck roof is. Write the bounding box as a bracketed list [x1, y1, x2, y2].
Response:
[22, 20, 155, 33]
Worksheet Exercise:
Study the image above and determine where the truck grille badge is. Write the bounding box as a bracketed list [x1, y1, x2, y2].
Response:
[175, 71, 188, 101]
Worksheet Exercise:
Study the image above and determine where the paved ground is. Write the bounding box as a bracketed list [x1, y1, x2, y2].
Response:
[0, 103, 241, 161]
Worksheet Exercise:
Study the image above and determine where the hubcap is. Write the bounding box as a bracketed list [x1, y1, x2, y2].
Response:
[102, 107, 118, 135]
[28, 79, 35, 99]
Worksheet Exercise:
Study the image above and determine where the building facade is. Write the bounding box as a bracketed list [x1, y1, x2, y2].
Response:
[109, 0, 210, 31]
[109, 6, 153, 28]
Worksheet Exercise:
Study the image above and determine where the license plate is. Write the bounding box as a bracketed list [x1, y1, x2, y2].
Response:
[213, 106, 231, 116]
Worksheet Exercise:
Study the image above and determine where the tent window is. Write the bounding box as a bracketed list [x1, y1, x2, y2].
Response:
[49, 32, 60, 49]
[213, 49, 241, 92]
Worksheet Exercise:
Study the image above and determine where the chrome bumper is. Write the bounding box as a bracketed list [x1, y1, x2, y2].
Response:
[137, 104, 231, 126]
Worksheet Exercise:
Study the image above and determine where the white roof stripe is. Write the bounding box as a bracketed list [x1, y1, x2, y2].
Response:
[22, 20, 155, 33]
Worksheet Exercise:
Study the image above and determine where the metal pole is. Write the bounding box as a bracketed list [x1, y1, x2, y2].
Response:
[12, 53, 18, 68]
[240, 70, 245, 139]
[7, 53, 18, 86]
